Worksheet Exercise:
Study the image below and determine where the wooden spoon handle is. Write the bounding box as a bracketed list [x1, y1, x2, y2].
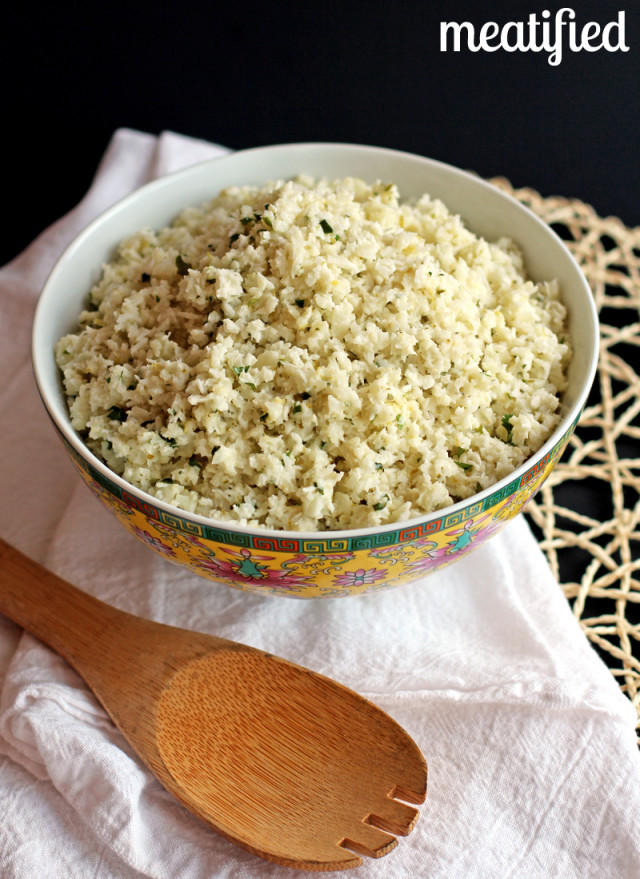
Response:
[0, 538, 250, 786]
[0, 538, 230, 695]
[0, 538, 122, 663]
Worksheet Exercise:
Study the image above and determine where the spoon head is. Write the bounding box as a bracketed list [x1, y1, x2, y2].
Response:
[155, 648, 427, 871]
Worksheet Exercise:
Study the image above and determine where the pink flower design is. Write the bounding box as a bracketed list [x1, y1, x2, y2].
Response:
[403, 545, 451, 577]
[414, 536, 440, 552]
[195, 547, 312, 593]
[131, 526, 177, 557]
[333, 567, 388, 589]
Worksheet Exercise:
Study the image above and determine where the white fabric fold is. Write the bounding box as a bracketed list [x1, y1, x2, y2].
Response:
[0, 128, 639, 879]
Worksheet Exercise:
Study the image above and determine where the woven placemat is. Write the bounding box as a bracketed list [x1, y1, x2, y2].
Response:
[491, 178, 640, 740]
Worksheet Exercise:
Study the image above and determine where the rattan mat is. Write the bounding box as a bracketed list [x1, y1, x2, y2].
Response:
[491, 179, 640, 740]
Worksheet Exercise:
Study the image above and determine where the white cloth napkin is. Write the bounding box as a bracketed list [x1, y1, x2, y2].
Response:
[1, 129, 639, 879]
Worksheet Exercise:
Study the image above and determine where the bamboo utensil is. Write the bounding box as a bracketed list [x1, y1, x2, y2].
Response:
[0, 538, 427, 871]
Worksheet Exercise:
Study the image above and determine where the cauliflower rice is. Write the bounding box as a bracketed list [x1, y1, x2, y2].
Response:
[55, 176, 571, 531]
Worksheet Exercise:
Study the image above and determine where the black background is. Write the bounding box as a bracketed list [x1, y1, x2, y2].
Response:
[2, 1, 638, 266]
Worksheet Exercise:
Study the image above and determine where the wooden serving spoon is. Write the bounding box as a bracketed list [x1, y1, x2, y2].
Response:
[0, 538, 427, 871]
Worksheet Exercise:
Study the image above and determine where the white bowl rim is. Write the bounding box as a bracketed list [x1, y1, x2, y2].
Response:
[32, 141, 600, 542]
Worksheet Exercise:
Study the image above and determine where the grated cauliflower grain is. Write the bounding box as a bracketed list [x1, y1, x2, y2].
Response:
[55, 176, 571, 530]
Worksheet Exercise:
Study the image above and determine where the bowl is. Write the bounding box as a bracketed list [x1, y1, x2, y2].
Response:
[32, 143, 598, 598]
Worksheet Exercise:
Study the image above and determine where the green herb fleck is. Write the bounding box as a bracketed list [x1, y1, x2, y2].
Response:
[375, 462, 384, 471]
[292, 404, 302, 414]
[501, 413, 515, 444]
[175, 254, 191, 276]
[107, 406, 126, 423]
[456, 461, 473, 471]
[320, 219, 333, 234]
[373, 494, 389, 511]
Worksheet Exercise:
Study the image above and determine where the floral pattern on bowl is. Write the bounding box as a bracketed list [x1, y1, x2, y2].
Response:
[63, 422, 574, 598]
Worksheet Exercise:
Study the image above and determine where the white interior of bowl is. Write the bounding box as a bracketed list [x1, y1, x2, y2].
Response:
[32, 143, 599, 539]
